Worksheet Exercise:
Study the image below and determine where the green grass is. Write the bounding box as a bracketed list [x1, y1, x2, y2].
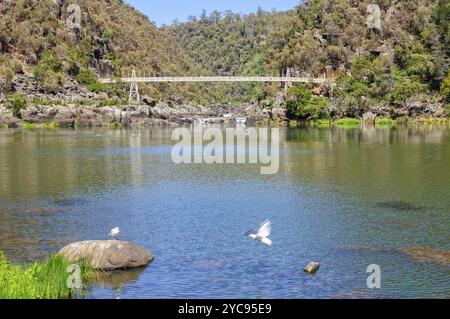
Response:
[376, 117, 397, 127]
[0, 251, 92, 299]
[333, 118, 361, 128]
[289, 120, 298, 128]
[313, 119, 331, 128]
[108, 122, 120, 129]
[414, 117, 449, 125]
[21, 122, 36, 129]
[40, 121, 59, 129]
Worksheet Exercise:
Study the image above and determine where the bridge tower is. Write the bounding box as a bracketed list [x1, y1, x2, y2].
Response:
[129, 69, 140, 104]
[284, 68, 292, 92]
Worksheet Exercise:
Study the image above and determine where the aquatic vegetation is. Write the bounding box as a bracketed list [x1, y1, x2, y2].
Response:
[376, 117, 397, 127]
[108, 122, 120, 129]
[333, 118, 361, 128]
[38, 121, 59, 129]
[414, 117, 448, 125]
[314, 119, 331, 128]
[21, 122, 36, 129]
[0, 251, 92, 299]
[289, 120, 298, 128]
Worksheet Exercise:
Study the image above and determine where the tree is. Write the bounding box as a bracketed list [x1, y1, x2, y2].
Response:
[441, 72, 450, 103]
[286, 86, 329, 120]
[434, 0, 450, 55]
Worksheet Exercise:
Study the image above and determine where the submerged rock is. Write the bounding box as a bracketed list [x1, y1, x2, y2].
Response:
[304, 262, 320, 274]
[399, 247, 450, 266]
[376, 201, 424, 211]
[59, 240, 154, 270]
[342, 246, 450, 267]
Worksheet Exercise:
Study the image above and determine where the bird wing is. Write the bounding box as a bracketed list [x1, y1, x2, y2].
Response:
[244, 229, 257, 237]
[257, 220, 271, 238]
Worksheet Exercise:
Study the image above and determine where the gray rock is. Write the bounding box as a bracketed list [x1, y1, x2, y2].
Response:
[59, 240, 154, 270]
[304, 262, 320, 274]
[362, 111, 377, 124]
[142, 97, 157, 107]
[98, 59, 115, 78]
[76, 109, 102, 127]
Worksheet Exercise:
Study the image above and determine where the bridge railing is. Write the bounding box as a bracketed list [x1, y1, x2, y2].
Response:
[99, 76, 334, 84]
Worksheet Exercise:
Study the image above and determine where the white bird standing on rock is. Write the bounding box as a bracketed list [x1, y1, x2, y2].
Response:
[245, 220, 272, 246]
[109, 227, 120, 240]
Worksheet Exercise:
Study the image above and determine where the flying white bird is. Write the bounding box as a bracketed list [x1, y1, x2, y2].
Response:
[109, 227, 120, 240]
[245, 220, 272, 246]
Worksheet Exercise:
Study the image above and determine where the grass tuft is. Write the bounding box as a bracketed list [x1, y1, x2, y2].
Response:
[333, 118, 361, 128]
[313, 119, 331, 128]
[0, 251, 92, 299]
[376, 117, 397, 127]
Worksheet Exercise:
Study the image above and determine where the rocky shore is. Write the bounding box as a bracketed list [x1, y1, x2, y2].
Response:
[0, 88, 447, 129]
[1, 99, 448, 129]
[0, 102, 277, 128]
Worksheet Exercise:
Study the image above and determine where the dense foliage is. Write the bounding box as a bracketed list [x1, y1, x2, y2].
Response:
[168, 0, 449, 117]
[0, 0, 203, 101]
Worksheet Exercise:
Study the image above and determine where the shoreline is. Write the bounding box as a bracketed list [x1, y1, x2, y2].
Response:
[0, 103, 448, 129]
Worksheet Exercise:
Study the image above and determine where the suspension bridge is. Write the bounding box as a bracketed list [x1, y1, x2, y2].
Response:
[99, 69, 336, 103]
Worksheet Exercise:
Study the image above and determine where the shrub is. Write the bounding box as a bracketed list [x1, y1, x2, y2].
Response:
[76, 68, 97, 85]
[406, 54, 435, 82]
[389, 71, 426, 106]
[441, 72, 450, 103]
[40, 52, 62, 73]
[77, 68, 104, 92]
[87, 81, 105, 93]
[286, 86, 329, 120]
[33, 52, 65, 94]
[0, 56, 15, 92]
[6, 93, 28, 118]
[42, 70, 65, 94]
[445, 104, 450, 118]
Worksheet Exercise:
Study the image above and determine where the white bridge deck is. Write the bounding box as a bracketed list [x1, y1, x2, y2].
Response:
[100, 76, 333, 85]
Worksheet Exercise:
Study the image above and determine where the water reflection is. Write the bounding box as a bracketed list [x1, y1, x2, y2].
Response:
[93, 268, 147, 290]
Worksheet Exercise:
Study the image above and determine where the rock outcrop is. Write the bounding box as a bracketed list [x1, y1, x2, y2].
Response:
[0, 100, 271, 128]
[59, 240, 154, 270]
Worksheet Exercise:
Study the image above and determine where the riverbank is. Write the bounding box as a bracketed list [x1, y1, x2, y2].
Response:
[0, 98, 272, 128]
[0, 251, 92, 299]
[0, 102, 449, 129]
[286, 117, 450, 129]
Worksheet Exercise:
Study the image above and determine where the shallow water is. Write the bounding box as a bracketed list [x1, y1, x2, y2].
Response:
[0, 126, 449, 299]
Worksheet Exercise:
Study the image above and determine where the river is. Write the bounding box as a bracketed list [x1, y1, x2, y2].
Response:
[0, 125, 449, 298]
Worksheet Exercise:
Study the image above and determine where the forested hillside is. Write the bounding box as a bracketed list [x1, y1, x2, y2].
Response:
[168, 0, 450, 119]
[0, 0, 204, 102]
[165, 9, 293, 103]
[0, 0, 449, 120]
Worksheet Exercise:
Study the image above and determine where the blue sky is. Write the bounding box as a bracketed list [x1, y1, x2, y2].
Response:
[124, 0, 301, 26]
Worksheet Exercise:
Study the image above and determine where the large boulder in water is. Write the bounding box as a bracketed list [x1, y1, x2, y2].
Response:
[59, 240, 154, 270]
